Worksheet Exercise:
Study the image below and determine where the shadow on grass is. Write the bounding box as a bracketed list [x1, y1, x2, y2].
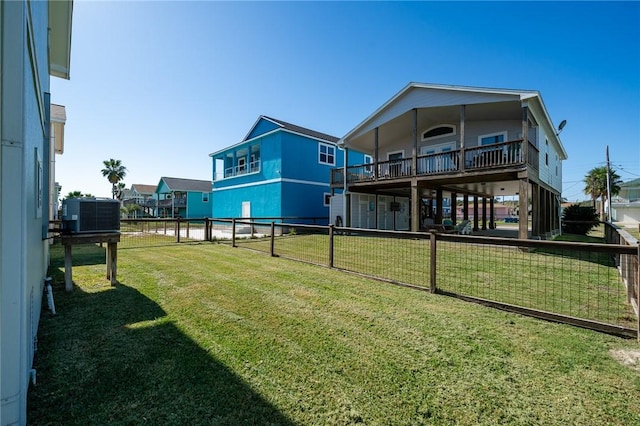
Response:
[28, 279, 294, 424]
[50, 241, 108, 268]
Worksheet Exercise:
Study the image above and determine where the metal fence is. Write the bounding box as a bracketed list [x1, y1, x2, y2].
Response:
[113, 218, 639, 337]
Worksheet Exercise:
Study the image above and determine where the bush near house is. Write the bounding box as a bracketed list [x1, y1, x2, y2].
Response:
[562, 204, 598, 235]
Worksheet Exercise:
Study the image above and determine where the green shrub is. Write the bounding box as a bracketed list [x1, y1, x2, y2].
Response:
[562, 204, 598, 235]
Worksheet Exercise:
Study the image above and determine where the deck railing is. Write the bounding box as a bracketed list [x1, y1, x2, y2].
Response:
[333, 139, 540, 185]
[221, 160, 261, 179]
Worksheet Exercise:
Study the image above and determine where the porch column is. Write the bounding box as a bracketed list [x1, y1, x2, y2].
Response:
[374, 127, 379, 180]
[463, 194, 469, 220]
[435, 189, 443, 225]
[481, 197, 487, 230]
[473, 196, 479, 231]
[522, 105, 529, 164]
[411, 182, 420, 232]
[548, 190, 554, 234]
[553, 194, 559, 232]
[531, 183, 540, 237]
[489, 197, 495, 229]
[451, 192, 457, 225]
[412, 109, 418, 177]
[459, 105, 466, 172]
[518, 178, 529, 239]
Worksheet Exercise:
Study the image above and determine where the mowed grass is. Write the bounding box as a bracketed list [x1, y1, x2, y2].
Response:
[238, 231, 634, 328]
[29, 243, 640, 425]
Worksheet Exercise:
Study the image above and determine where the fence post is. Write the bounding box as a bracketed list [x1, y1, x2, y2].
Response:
[164, 220, 167, 235]
[186, 220, 190, 239]
[232, 218, 236, 247]
[429, 231, 437, 293]
[176, 218, 181, 243]
[270, 222, 275, 257]
[329, 225, 334, 268]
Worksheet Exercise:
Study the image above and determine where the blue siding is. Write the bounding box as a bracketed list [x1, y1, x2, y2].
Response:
[156, 179, 171, 194]
[245, 117, 280, 140]
[186, 192, 210, 218]
[281, 181, 330, 221]
[280, 132, 337, 184]
[212, 119, 366, 221]
[213, 181, 281, 218]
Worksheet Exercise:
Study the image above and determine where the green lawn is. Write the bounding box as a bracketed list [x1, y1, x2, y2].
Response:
[237, 231, 634, 329]
[28, 243, 640, 425]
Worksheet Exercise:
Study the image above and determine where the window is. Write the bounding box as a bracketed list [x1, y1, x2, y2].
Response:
[478, 131, 507, 146]
[422, 125, 456, 141]
[238, 157, 247, 173]
[364, 154, 373, 164]
[202, 193, 209, 203]
[545, 139, 549, 167]
[319, 143, 336, 165]
[324, 193, 331, 207]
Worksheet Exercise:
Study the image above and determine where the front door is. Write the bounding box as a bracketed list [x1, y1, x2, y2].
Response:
[419, 142, 455, 173]
[241, 201, 251, 218]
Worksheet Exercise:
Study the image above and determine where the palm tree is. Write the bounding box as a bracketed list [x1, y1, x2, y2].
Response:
[116, 182, 127, 201]
[65, 191, 93, 199]
[101, 159, 127, 199]
[583, 166, 622, 220]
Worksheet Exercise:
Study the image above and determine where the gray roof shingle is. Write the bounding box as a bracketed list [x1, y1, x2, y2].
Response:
[261, 116, 339, 143]
[160, 177, 212, 192]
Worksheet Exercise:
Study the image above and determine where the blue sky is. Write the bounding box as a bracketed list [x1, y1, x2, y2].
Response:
[52, 1, 640, 201]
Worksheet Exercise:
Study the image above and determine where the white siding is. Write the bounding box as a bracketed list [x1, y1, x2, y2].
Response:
[350, 87, 522, 141]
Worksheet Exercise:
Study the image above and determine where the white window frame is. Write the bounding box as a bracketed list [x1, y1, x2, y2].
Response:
[202, 193, 209, 203]
[478, 131, 507, 146]
[387, 150, 404, 160]
[319, 143, 336, 166]
[422, 124, 456, 141]
[323, 192, 331, 207]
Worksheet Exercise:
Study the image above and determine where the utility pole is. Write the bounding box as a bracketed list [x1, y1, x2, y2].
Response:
[606, 146, 612, 222]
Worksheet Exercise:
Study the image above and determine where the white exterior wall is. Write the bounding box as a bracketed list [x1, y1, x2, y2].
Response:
[349, 193, 410, 231]
[376, 119, 523, 162]
[1, 1, 52, 424]
[351, 86, 521, 140]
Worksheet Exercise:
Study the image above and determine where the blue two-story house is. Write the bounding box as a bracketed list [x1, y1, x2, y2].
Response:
[210, 116, 365, 223]
[155, 177, 212, 219]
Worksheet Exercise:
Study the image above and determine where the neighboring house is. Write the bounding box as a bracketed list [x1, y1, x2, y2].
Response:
[0, 1, 73, 424]
[611, 178, 640, 224]
[210, 115, 365, 222]
[122, 183, 157, 218]
[155, 177, 212, 218]
[50, 104, 67, 220]
[331, 82, 568, 238]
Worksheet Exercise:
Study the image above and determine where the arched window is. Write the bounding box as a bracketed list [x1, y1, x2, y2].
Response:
[422, 124, 456, 141]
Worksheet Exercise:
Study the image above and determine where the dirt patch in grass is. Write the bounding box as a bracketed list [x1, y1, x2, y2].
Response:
[610, 348, 640, 371]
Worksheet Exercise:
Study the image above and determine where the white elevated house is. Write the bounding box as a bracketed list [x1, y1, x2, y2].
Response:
[330, 82, 568, 239]
[611, 178, 640, 224]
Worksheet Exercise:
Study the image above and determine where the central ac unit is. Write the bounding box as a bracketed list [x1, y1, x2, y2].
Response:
[61, 198, 120, 233]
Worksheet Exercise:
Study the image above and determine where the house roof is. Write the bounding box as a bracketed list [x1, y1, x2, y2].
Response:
[620, 178, 640, 188]
[255, 116, 339, 143]
[340, 82, 568, 159]
[51, 104, 66, 154]
[131, 184, 157, 195]
[210, 115, 339, 157]
[49, 0, 73, 79]
[158, 177, 212, 193]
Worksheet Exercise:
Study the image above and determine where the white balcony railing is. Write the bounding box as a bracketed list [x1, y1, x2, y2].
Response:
[219, 159, 261, 180]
